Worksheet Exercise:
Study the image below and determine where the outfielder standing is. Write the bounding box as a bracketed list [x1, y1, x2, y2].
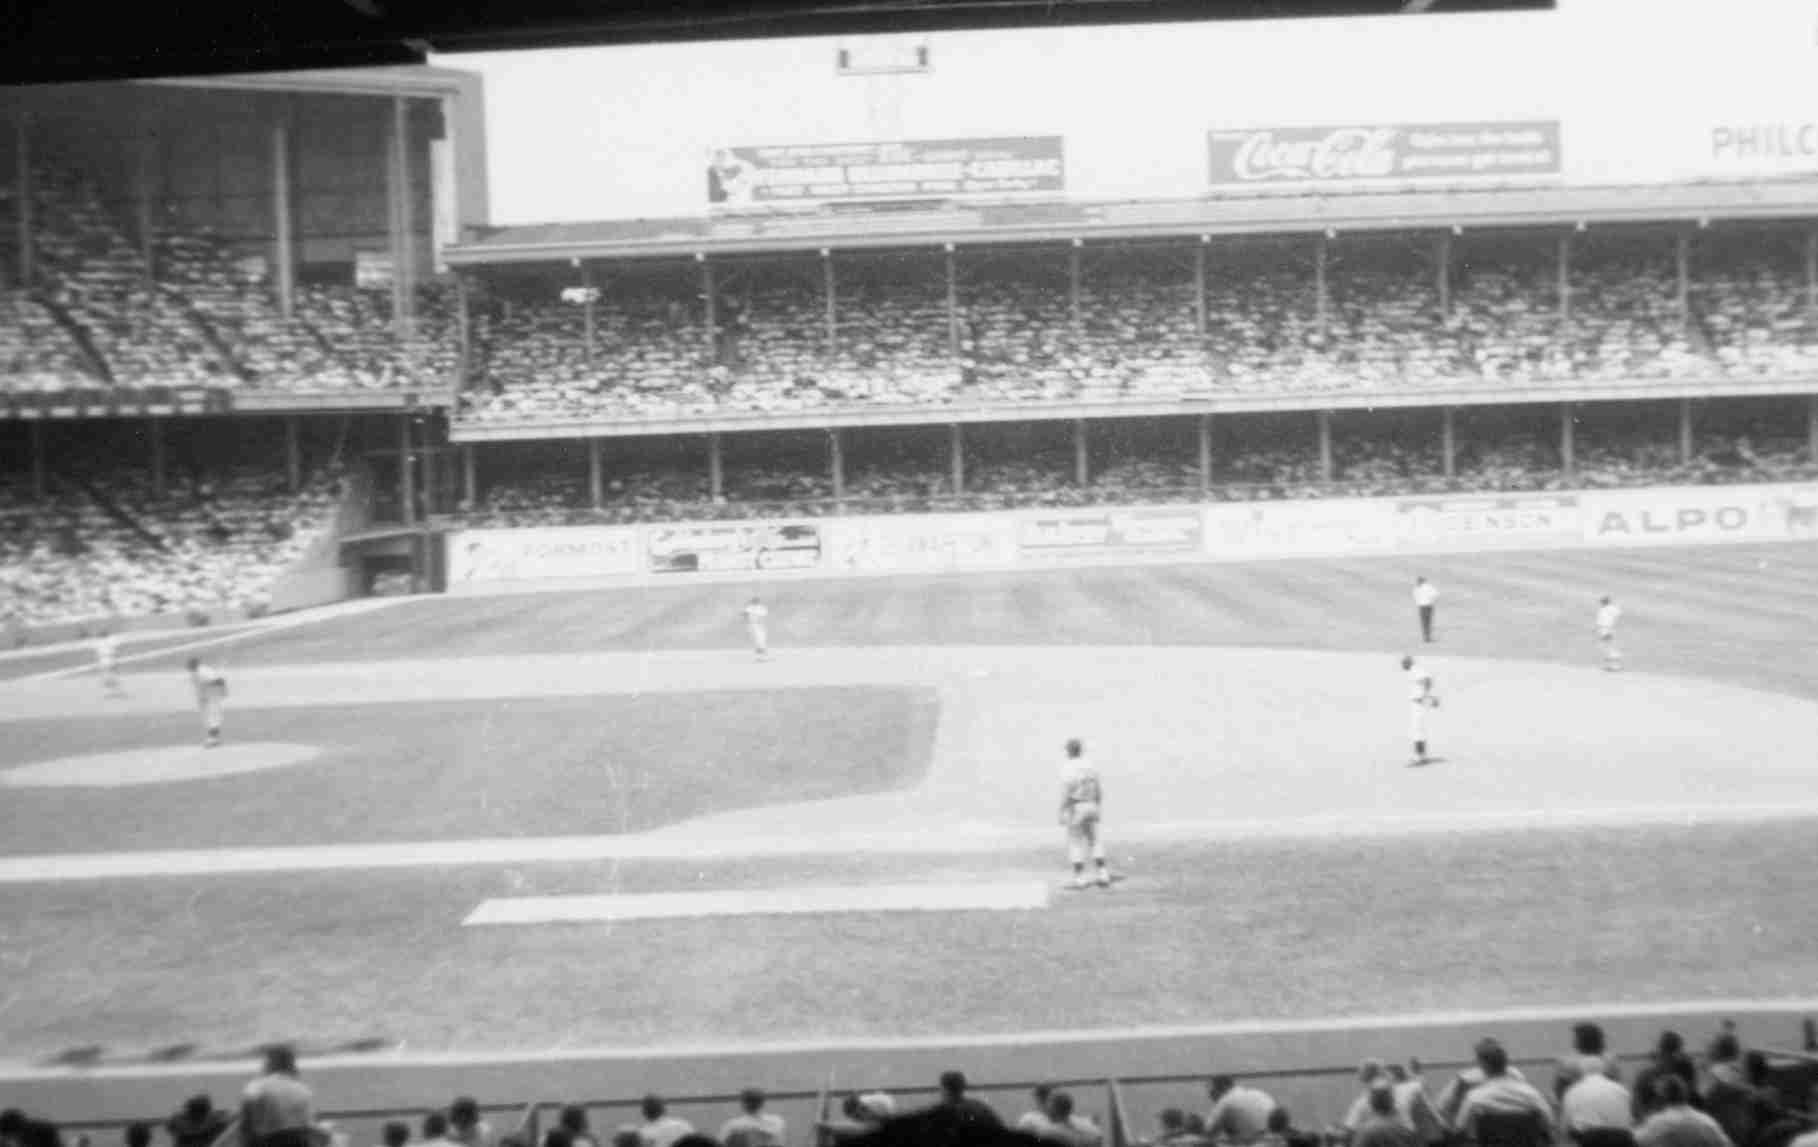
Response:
[187, 657, 228, 748]
[94, 630, 124, 699]
[1059, 738, 1113, 890]
[1596, 596, 1623, 672]
[1413, 577, 1439, 644]
[742, 595, 770, 661]
[1402, 654, 1439, 767]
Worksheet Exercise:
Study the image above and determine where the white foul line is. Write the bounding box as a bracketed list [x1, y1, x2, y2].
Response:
[462, 881, 1050, 926]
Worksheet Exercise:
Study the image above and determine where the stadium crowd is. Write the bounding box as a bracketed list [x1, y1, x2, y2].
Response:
[2, 1024, 1815, 1147]
[0, 162, 1815, 414]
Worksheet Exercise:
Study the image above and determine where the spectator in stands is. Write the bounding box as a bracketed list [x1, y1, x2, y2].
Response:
[448, 1100, 495, 1147]
[380, 1123, 410, 1147]
[637, 1098, 693, 1147]
[1635, 1079, 1733, 1147]
[0, 1110, 62, 1147]
[934, 1072, 1004, 1130]
[1563, 1060, 1637, 1141]
[124, 1125, 153, 1147]
[1205, 1076, 1277, 1145]
[168, 1096, 231, 1147]
[818, 1095, 898, 1143]
[719, 1088, 786, 1147]
[609, 1131, 640, 1147]
[1704, 1032, 1756, 1147]
[1016, 1090, 1058, 1135]
[1351, 1087, 1420, 1147]
[558, 1108, 598, 1147]
[1384, 1063, 1444, 1147]
[1635, 1034, 1701, 1122]
[1341, 1062, 1396, 1138]
[1145, 1110, 1200, 1147]
[1561, 1025, 1621, 1095]
[1033, 1095, 1100, 1147]
[241, 1046, 317, 1147]
[541, 1129, 575, 1147]
[1454, 1039, 1556, 1144]
[420, 1115, 461, 1147]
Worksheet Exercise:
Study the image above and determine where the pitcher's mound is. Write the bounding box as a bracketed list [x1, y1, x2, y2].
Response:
[0, 743, 324, 789]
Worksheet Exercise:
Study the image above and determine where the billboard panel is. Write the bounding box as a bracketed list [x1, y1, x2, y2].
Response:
[707, 137, 1065, 211]
[1582, 485, 1818, 546]
[1017, 508, 1203, 560]
[1207, 121, 1562, 190]
[448, 527, 641, 584]
[826, 516, 1016, 574]
[1204, 500, 1398, 558]
[1395, 494, 1583, 548]
[647, 521, 823, 574]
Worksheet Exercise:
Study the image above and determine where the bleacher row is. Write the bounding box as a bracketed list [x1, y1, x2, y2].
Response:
[7, 1024, 1817, 1147]
[0, 165, 1816, 414]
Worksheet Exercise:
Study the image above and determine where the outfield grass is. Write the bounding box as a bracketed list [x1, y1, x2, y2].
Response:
[0, 687, 938, 854]
[0, 820, 1814, 1058]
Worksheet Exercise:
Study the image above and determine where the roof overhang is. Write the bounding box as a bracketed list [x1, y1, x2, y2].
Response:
[135, 65, 475, 101]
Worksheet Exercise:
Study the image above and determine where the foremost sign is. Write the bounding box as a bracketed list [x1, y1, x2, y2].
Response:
[1207, 121, 1562, 189]
[707, 137, 1065, 211]
[443, 482, 1818, 590]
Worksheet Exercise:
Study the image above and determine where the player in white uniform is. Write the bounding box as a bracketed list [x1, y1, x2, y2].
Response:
[94, 632, 124, 698]
[1402, 654, 1439, 767]
[742, 596, 770, 661]
[187, 657, 228, 748]
[1595, 596, 1623, 672]
[1058, 739, 1113, 890]
[1413, 577, 1439, 643]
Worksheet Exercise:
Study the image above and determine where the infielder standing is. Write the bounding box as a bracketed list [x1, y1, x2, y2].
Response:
[187, 657, 228, 748]
[742, 595, 770, 661]
[1413, 577, 1439, 643]
[1402, 654, 1439, 767]
[1059, 738, 1113, 890]
[1596, 596, 1623, 672]
[94, 630, 124, 698]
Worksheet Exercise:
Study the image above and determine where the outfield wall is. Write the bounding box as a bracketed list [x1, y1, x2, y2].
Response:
[443, 481, 1818, 592]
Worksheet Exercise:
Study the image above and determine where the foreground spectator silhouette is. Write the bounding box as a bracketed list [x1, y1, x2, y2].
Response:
[1205, 1075, 1277, 1145]
[1453, 1039, 1555, 1147]
[449, 1100, 495, 1147]
[1636, 1078, 1733, 1147]
[241, 1046, 317, 1147]
[719, 1089, 786, 1147]
[167, 1096, 231, 1147]
[637, 1098, 693, 1147]
[1350, 1087, 1419, 1147]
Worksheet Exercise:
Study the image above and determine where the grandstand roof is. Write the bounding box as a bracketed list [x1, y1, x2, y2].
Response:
[447, 180, 1818, 266]
[136, 65, 477, 100]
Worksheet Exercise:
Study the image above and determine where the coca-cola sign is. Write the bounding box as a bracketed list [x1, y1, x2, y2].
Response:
[1208, 121, 1561, 188]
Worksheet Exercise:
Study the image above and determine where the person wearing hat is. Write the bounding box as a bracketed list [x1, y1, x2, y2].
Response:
[1059, 739, 1114, 890]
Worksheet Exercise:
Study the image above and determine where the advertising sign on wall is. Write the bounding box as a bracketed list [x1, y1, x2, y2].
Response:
[1204, 500, 1399, 557]
[1705, 121, 1818, 177]
[707, 137, 1065, 211]
[1207, 121, 1562, 189]
[1395, 494, 1583, 547]
[826, 516, 1016, 574]
[448, 528, 640, 584]
[1017, 507, 1203, 560]
[648, 522, 823, 574]
[1581, 485, 1818, 546]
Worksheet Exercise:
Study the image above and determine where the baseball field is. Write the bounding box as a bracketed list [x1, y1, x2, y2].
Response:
[2, 541, 1816, 1064]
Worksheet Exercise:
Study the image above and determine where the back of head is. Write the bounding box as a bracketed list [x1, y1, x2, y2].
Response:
[1209, 1076, 1235, 1099]
[561, 1107, 588, 1133]
[1047, 1095, 1073, 1122]
[1400, 655, 1413, 670]
[264, 1045, 298, 1076]
[641, 1097, 666, 1123]
[126, 1123, 153, 1147]
[451, 1099, 480, 1130]
[611, 1132, 641, 1147]
[1369, 1087, 1397, 1119]
[1657, 1031, 1684, 1059]
[1358, 1059, 1387, 1086]
[183, 1097, 214, 1123]
[1159, 1110, 1185, 1133]
[1065, 740, 1082, 759]
[424, 1114, 450, 1140]
[383, 1122, 411, 1147]
[940, 1072, 968, 1100]
[1266, 1109, 1290, 1135]
[1709, 1033, 1741, 1064]
[1475, 1039, 1510, 1077]
[741, 1089, 766, 1114]
[1574, 1024, 1607, 1057]
[543, 1130, 574, 1147]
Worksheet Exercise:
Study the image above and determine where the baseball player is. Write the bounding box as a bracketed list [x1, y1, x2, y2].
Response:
[742, 596, 770, 661]
[1413, 577, 1439, 643]
[1058, 739, 1113, 890]
[1595, 596, 1623, 672]
[187, 657, 228, 748]
[1403, 654, 1439, 767]
[94, 630, 124, 698]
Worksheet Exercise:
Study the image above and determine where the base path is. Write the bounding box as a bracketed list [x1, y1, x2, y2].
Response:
[3, 645, 1816, 881]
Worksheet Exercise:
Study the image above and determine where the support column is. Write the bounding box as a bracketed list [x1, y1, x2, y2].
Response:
[399, 415, 416, 527]
[271, 98, 296, 320]
[823, 249, 836, 352]
[1435, 232, 1452, 317]
[1808, 395, 1817, 462]
[1679, 398, 1694, 465]
[1441, 407, 1456, 480]
[1315, 235, 1330, 335]
[136, 117, 157, 277]
[150, 419, 167, 498]
[1317, 410, 1334, 483]
[1807, 230, 1817, 316]
[1197, 413, 1212, 493]
[1675, 233, 1690, 330]
[1557, 234, 1572, 320]
[30, 420, 45, 500]
[453, 273, 472, 391]
[462, 443, 476, 507]
[285, 416, 301, 493]
[1560, 403, 1576, 479]
[1194, 241, 1208, 336]
[948, 423, 965, 495]
[945, 246, 960, 357]
[707, 432, 724, 500]
[1069, 240, 1083, 330]
[1073, 419, 1089, 486]
[829, 428, 845, 502]
[588, 438, 603, 509]
[391, 95, 416, 335]
[581, 261, 596, 367]
[15, 112, 32, 287]
[699, 255, 717, 355]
